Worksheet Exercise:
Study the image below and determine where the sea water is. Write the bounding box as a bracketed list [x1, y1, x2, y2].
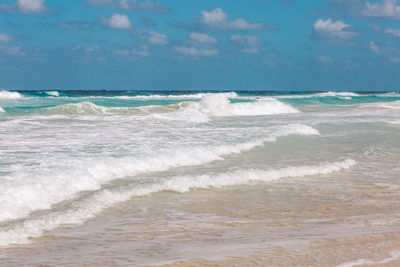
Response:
[1, 90, 400, 265]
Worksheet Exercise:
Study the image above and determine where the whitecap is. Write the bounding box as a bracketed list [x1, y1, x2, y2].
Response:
[0, 90, 22, 99]
[0, 158, 354, 246]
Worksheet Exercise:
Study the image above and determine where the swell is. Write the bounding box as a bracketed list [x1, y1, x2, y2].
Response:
[0, 158, 355, 246]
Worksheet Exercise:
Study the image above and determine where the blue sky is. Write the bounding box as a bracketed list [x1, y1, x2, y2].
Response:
[1, 0, 400, 91]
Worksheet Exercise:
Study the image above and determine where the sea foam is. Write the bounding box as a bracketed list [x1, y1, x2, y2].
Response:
[0, 158, 355, 246]
[0, 90, 22, 99]
[0, 124, 319, 223]
[44, 91, 60, 97]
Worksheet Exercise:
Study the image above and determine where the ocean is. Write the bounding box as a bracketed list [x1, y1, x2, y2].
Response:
[1, 90, 400, 266]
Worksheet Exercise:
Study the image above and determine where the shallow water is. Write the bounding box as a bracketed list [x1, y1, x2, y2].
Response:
[1, 90, 400, 265]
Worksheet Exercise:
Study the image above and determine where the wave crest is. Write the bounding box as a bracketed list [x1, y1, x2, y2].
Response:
[0, 90, 22, 99]
[0, 158, 354, 246]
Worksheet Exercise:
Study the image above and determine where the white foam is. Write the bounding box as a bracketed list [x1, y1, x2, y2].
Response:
[45, 101, 108, 115]
[388, 120, 400, 125]
[0, 107, 4, 113]
[0, 158, 354, 246]
[0, 90, 22, 99]
[316, 91, 359, 97]
[335, 250, 400, 267]
[276, 91, 360, 99]
[361, 100, 400, 110]
[186, 95, 299, 117]
[117, 92, 239, 100]
[0, 123, 319, 224]
[44, 91, 60, 97]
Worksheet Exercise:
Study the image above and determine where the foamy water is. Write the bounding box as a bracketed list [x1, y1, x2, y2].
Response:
[1, 90, 400, 266]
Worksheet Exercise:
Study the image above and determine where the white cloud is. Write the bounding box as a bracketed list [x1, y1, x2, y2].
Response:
[18, 0, 45, 13]
[102, 14, 132, 29]
[0, 34, 13, 43]
[174, 46, 218, 57]
[200, 8, 264, 31]
[384, 27, 400, 37]
[363, 0, 400, 19]
[369, 41, 380, 54]
[188, 33, 217, 45]
[0, 46, 25, 56]
[87, 0, 170, 13]
[230, 35, 262, 54]
[0, 0, 47, 14]
[175, 32, 218, 57]
[313, 18, 358, 42]
[146, 31, 168, 45]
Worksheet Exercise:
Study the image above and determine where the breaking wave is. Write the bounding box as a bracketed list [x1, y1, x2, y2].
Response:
[0, 123, 319, 224]
[116, 92, 239, 100]
[0, 90, 22, 99]
[44, 91, 60, 97]
[43, 95, 299, 121]
[0, 158, 354, 246]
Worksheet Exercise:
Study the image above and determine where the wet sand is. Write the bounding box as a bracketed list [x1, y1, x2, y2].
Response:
[3, 167, 400, 266]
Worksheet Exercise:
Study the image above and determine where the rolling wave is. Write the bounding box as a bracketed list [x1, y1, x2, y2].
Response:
[0, 158, 355, 246]
[0, 90, 22, 99]
[0, 123, 319, 224]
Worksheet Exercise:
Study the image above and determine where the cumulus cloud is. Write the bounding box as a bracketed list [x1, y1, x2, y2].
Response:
[362, 0, 400, 19]
[87, 0, 170, 13]
[384, 27, 400, 37]
[312, 18, 358, 43]
[146, 31, 168, 44]
[0, 34, 14, 43]
[100, 14, 132, 29]
[200, 8, 270, 31]
[230, 34, 262, 54]
[172, 8, 277, 33]
[0, 45, 25, 56]
[174, 46, 218, 57]
[333, 0, 400, 19]
[188, 33, 217, 45]
[369, 41, 380, 54]
[0, 0, 47, 14]
[174, 32, 219, 57]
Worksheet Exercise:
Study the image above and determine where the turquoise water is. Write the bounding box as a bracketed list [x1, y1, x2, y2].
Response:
[1, 90, 400, 265]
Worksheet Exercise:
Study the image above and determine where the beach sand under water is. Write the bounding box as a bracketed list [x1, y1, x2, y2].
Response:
[1, 90, 400, 266]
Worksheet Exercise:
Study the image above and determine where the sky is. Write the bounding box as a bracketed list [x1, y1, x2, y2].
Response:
[0, 0, 400, 91]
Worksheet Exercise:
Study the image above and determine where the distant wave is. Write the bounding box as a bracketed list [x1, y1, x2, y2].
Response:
[276, 91, 360, 99]
[0, 157, 354, 246]
[44, 91, 60, 97]
[45, 101, 109, 115]
[362, 100, 400, 110]
[0, 90, 22, 99]
[316, 91, 360, 97]
[43, 94, 300, 122]
[115, 92, 239, 100]
[156, 94, 299, 122]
